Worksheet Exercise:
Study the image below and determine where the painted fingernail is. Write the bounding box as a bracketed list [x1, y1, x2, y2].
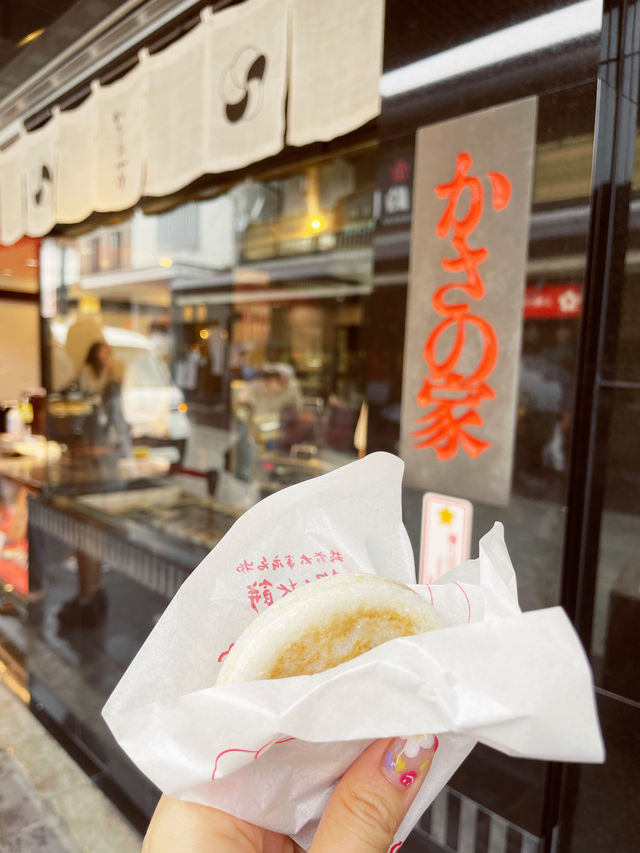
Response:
[380, 735, 438, 791]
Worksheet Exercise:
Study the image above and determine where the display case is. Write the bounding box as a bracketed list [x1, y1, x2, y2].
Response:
[21, 476, 242, 819]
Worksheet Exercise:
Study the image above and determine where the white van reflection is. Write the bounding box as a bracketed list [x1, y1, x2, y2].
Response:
[49, 321, 190, 462]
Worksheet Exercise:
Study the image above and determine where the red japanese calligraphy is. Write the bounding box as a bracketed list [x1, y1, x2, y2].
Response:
[236, 549, 344, 574]
[245, 571, 343, 612]
[247, 582, 261, 612]
[277, 578, 297, 596]
[259, 579, 274, 606]
[413, 151, 511, 460]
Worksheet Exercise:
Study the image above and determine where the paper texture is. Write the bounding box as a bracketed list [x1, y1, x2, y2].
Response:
[287, 0, 384, 147]
[95, 66, 146, 212]
[0, 138, 25, 246]
[56, 98, 97, 224]
[143, 25, 206, 197]
[204, 0, 287, 173]
[104, 453, 603, 851]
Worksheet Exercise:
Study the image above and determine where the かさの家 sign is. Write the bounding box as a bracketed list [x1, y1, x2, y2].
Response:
[400, 98, 537, 506]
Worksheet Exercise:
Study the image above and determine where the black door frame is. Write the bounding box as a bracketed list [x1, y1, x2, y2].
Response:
[548, 0, 639, 849]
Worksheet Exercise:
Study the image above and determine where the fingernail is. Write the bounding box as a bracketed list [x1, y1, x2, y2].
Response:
[380, 735, 438, 791]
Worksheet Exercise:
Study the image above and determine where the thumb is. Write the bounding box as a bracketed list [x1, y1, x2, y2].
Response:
[309, 736, 438, 853]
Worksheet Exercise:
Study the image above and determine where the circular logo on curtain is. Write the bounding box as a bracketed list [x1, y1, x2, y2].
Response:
[34, 163, 53, 206]
[220, 47, 267, 123]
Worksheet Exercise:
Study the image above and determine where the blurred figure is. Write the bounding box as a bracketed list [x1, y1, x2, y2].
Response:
[79, 341, 131, 459]
[57, 342, 130, 631]
[149, 320, 171, 366]
[63, 316, 106, 378]
[239, 362, 307, 449]
[79, 341, 115, 394]
[235, 362, 302, 423]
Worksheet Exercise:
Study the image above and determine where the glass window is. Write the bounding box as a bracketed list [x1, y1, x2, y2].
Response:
[33, 84, 598, 837]
[362, 81, 597, 846]
[27, 148, 379, 802]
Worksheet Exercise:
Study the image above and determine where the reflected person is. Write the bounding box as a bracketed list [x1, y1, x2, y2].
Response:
[79, 342, 131, 459]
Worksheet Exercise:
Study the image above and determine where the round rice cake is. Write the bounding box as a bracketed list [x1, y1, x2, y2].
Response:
[216, 572, 440, 684]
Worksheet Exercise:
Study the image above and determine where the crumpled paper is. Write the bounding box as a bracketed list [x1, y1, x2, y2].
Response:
[103, 452, 604, 851]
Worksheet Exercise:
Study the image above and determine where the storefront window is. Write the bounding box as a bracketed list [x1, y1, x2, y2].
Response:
[10, 148, 379, 818]
[27, 79, 599, 836]
[41, 146, 375, 500]
[0, 2, 616, 846]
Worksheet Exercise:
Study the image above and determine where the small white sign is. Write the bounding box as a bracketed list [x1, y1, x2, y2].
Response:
[419, 492, 473, 584]
[39, 239, 59, 319]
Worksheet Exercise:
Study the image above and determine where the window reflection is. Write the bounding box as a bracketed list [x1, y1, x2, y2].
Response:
[42, 147, 376, 505]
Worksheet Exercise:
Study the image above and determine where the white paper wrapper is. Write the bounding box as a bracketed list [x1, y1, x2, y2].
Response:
[103, 452, 604, 851]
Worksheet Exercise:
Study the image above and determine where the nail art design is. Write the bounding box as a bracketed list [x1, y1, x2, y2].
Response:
[381, 734, 438, 790]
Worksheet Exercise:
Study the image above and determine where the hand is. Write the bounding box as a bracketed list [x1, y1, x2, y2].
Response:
[143, 735, 438, 853]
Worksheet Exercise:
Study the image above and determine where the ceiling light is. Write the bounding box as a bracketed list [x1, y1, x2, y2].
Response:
[18, 28, 45, 48]
[379, 0, 602, 98]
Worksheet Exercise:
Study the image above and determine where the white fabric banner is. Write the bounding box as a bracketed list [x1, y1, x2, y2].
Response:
[0, 138, 25, 246]
[0, 1, 387, 240]
[56, 98, 97, 224]
[287, 0, 384, 147]
[95, 66, 146, 212]
[144, 25, 207, 197]
[24, 119, 57, 238]
[204, 0, 287, 173]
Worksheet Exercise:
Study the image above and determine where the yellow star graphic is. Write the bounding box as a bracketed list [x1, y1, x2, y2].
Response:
[439, 508, 454, 524]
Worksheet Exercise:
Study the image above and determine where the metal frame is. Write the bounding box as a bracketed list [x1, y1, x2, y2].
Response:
[546, 1, 640, 850]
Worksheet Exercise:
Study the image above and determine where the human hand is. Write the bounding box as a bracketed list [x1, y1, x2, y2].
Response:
[143, 735, 438, 853]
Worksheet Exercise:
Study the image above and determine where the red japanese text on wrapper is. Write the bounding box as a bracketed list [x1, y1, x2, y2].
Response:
[412, 152, 512, 460]
[235, 549, 344, 613]
[245, 570, 341, 613]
